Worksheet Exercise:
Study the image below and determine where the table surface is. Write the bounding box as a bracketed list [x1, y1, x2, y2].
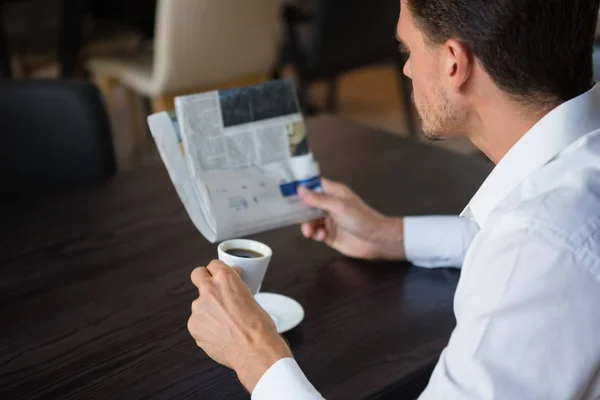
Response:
[0, 116, 492, 400]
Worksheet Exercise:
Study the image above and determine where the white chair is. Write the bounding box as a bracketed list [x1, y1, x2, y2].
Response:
[88, 0, 282, 154]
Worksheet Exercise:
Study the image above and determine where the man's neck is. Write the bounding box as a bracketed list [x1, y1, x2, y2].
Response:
[467, 90, 561, 164]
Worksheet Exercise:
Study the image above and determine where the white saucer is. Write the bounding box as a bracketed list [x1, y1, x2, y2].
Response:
[255, 292, 305, 334]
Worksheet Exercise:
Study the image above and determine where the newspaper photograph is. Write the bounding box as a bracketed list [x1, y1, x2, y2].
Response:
[148, 79, 323, 243]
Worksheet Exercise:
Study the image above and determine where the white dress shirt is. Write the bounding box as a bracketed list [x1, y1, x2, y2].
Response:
[252, 85, 600, 400]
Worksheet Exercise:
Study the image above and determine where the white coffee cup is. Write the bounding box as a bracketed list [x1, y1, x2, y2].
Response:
[218, 239, 272, 294]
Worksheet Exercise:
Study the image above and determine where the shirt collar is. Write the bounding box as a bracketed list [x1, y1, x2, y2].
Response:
[461, 84, 600, 227]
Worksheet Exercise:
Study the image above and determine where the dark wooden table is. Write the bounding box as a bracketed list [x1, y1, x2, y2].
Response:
[0, 116, 492, 399]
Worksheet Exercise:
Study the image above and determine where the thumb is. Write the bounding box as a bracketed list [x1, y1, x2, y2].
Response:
[297, 185, 338, 212]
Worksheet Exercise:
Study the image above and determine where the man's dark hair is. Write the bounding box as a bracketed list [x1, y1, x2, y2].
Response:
[406, 0, 600, 104]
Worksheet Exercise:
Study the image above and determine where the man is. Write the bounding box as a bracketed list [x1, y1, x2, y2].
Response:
[187, 0, 600, 398]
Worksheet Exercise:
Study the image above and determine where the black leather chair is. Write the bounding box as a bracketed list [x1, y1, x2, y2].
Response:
[0, 1, 11, 79]
[0, 80, 116, 194]
[274, 0, 417, 137]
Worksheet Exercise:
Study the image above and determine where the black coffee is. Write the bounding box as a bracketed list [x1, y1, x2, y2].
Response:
[225, 248, 264, 258]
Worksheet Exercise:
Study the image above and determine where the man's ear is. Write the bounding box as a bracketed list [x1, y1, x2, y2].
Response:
[443, 39, 473, 91]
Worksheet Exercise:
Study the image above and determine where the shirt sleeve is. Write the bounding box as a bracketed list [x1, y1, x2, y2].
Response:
[252, 358, 324, 400]
[403, 216, 478, 269]
[418, 227, 600, 399]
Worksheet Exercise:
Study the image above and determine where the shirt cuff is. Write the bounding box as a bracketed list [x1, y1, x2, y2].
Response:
[404, 215, 477, 268]
[252, 358, 323, 400]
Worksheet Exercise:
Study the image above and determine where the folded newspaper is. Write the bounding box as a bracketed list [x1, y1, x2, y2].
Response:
[147, 79, 324, 243]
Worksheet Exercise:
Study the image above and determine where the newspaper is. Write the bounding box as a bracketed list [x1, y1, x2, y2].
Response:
[147, 79, 323, 243]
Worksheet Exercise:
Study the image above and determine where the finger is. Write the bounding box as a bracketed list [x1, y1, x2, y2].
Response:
[206, 259, 231, 277]
[191, 298, 201, 315]
[301, 217, 325, 237]
[187, 316, 196, 337]
[232, 267, 243, 277]
[191, 266, 211, 289]
[323, 217, 338, 247]
[314, 228, 327, 242]
[297, 185, 338, 212]
[313, 218, 327, 240]
[321, 178, 350, 197]
[301, 222, 314, 238]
